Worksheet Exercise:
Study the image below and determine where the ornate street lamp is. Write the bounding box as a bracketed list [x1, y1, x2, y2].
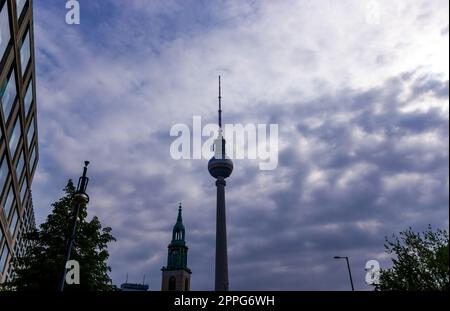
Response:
[58, 161, 90, 291]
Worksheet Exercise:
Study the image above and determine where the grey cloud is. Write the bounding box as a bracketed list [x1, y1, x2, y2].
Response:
[31, 1, 449, 291]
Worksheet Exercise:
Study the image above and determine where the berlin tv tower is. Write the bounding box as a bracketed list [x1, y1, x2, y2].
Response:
[208, 76, 233, 291]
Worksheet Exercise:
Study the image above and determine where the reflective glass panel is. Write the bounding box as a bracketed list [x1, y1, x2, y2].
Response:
[8, 117, 21, 157]
[20, 32, 30, 75]
[0, 2, 11, 61]
[16, 0, 27, 18]
[24, 80, 33, 116]
[1, 69, 17, 120]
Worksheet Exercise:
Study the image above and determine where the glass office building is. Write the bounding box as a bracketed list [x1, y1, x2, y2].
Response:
[0, 0, 38, 284]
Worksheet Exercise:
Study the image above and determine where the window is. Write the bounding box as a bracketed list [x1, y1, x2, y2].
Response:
[0, 226, 3, 246]
[24, 80, 33, 116]
[0, 1, 11, 62]
[13, 235, 19, 252]
[7, 259, 13, 275]
[29, 145, 36, 171]
[16, 0, 27, 19]
[20, 31, 31, 76]
[20, 179, 27, 204]
[0, 155, 9, 193]
[2, 185, 15, 219]
[0, 243, 9, 274]
[1, 68, 17, 121]
[27, 118, 34, 148]
[169, 276, 176, 291]
[16, 150, 25, 180]
[8, 117, 21, 157]
[9, 207, 19, 236]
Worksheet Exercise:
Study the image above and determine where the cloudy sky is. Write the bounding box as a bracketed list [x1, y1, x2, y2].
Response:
[31, 0, 448, 290]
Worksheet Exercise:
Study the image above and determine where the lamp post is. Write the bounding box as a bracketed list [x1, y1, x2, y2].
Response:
[58, 161, 90, 291]
[333, 256, 354, 291]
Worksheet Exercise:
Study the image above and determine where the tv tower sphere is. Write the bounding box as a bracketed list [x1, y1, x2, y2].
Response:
[208, 156, 233, 179]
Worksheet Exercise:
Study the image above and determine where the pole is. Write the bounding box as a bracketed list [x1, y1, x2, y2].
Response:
[215, 176, 229, 291]
[58, 202, 81, 291]
[58, 161, 90, 291]
[345, 257, 354, 291]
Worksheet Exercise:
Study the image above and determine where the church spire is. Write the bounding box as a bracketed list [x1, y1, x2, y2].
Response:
[176, 203, 183, 224]
[172, 203, 185, 243]
[162, 204, 192, 291]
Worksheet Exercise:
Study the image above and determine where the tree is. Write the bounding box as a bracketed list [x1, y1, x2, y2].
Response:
[376, 225, 449, 291]
[6, 180, 116, 291]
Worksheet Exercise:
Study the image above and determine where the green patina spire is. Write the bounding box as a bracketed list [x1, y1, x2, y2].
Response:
[172, 203, 185, 244]
[162, 204, 191, 273]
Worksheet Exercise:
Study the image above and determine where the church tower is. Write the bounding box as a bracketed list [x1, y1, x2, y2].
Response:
[161, 204, 192, 291]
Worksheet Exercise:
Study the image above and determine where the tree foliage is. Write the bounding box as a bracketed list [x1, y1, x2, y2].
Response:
[376, 225, 449, 291]
[6, 180, 116, 291]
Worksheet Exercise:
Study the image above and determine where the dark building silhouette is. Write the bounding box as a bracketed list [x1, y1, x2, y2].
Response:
[120, 282, 149, 291]
[0, 0, 39, 284]
[161, 204, 191, 291]
[208, 76, 233, 291]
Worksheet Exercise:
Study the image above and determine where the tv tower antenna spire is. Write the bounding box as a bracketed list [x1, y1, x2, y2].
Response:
[218, 75, 222, 128]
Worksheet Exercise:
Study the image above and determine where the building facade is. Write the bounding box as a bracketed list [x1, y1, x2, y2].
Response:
[0, 0, 38, 284]
[161, 205, 191, 291]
